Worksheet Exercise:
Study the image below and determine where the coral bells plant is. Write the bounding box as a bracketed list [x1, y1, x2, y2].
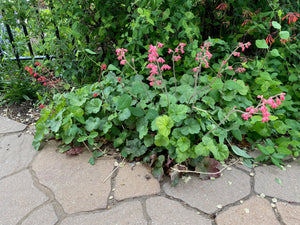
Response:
[33, 39, 294, 182]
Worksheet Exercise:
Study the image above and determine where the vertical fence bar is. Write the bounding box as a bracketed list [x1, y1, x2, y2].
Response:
[1, 10, 21, 67]
[21, 23, 34, 57]
[5, 23, 21, 68]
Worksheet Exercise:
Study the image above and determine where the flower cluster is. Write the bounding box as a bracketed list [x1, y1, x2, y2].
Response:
[25, 62, 61, 90]
[193, 41, 213, 72]
[116, 48, 128, 65]
[146, 42, 173, 86]
[241, 93, 286, 122]
[282, 12, 299, 25]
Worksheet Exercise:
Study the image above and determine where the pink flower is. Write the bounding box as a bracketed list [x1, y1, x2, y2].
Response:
[33, 73, 38, 77]
[216, 3, 227, 11]
[39, 104, 44, 108]
[241, 113, 252, 120]
[173, 55, 181, 61]
[34, 62, 42, 67]
[262, 117, 270, 122]
[101, 64, 107, 71]
[93, 93, 98, 97]
[117, 77, 121, 82]
[157, 42, 164, 48]
[280, 93, 285, 101]
[168, 48, 172, 54]
[120, 60, 126, 65]
[233, 52, 240, 57]
[161, 64, 171, 71]
[192, 67, 198, 72]
[43, 83, 47, 86]
[157, 57, 165, 63]
[227, 66, 233, 70]
[257, 95, 263, 99]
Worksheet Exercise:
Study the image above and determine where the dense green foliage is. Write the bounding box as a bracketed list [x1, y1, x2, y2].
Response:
[1, 0, 299, 180]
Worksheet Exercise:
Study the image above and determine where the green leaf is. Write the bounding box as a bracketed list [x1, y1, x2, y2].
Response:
[231, 145, 253, 159]
[255, 39, 269, 49]
[162, 8, 170, 20]
[77, 136, 88, 142]
[107, 64, 121, 72]
[194, 143, 210, 157]
[136, 117, 148, 139]
[85, 49, 96, 54]
[146, 109, 159, 120]
[181, 118, 200, 135]
[85, 117, 101, 131]
[103, 121, 112, 134]
[210, 144, 229, 161]
[272, 21, 281, 30]
[117, 94, 132, 110]
[168, 104, 189, 123]
[89, 157, 95, 165]
[273, 121, 288, 134]
[154, 134, 169, 147]
[144, 135, 154, 147]
[279, 31, 289, 40]
[129, 107, 145, 117]
[92, 151, 104, 158]
[231, 129, 242, 141]
[118, 108, 131, 121]
[270, 49, 280, 57]
[85, 98, 102, 114]
[185, 11, 194, 19]
[156, 115, 174, 136]
[275, 177, 282, 185]
[137, 7, 143, 15]
[176, 137, 190, 153]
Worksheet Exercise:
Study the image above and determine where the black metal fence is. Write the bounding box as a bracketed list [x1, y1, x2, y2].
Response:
[0, 7, 59, 68]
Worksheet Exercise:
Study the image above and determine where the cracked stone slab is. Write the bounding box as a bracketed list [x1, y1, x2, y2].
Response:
[114, 164, 160, 201]
[0, 133, 36, 179]
[61, 200, 146, 225]
[276, 202, 300, 225]
[215, 196, 280, 225]
[146, 196, 212, 225]
[0, 170, 48, 225]
[163, 167, 251, 214]
[21, 204, 58, 225]
[0, 116, 27, 133]
[254, 161, 300, 202]
[32, 140, 115, 214]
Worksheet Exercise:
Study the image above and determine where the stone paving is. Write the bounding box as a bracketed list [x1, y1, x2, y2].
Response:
[0, 116, 299, 225]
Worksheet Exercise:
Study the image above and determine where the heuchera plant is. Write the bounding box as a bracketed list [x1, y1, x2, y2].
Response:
[33, 39, 289, 181]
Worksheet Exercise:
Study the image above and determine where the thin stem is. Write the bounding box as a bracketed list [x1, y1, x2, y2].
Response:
[172, 52, 177, 96]
[191, 59, 203, 108]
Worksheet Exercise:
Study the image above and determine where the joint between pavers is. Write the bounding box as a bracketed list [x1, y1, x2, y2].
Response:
[0, 167, 28, 182]
[159, 191, 212, 219]
[28, 166, 67, 220]
[140, 198, 153, 225]
[106, 165, 119, 209]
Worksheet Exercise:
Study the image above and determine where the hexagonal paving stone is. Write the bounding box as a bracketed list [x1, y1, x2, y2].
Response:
[61, 200, 146, 225]
[163, 167, 251, 214]
[0, 116, 27, 134]
[0, 133, 36, 179]
[215, 196, 280, 225]
[0, 170, 48, 225]
[254, 161, 300, 202]
[146, 196, 212, 225]
[114, 164, 160, 201]
[32, 140, 115, 214]
[277, 202, 300, 225]
[21, 204, 58, 225]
